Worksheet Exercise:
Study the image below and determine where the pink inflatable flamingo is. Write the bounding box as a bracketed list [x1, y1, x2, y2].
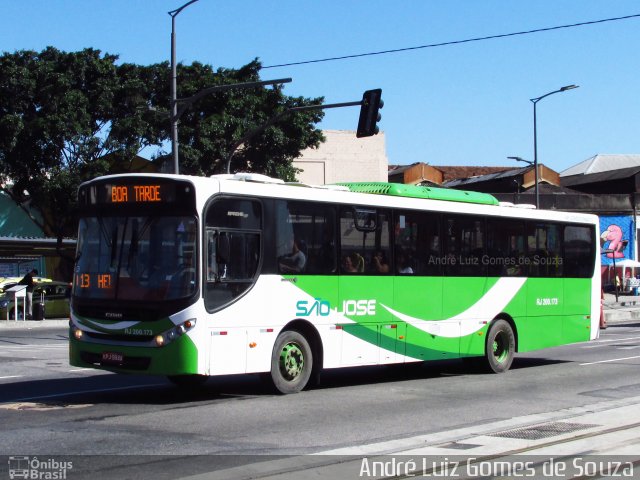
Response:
[602, 225, 625, 258]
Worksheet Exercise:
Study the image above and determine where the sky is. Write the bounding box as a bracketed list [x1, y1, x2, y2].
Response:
[3, 0, 639, 174]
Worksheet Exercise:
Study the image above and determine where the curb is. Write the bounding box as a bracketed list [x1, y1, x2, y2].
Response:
[604, 309, 640, 323]
[0, 319, 68, 328]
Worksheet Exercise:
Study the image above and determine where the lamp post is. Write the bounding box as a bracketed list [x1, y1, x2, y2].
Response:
[507, 156, 532, 204]
[169, 0, 200, 174]
[529, 84, 579, 208]
[507, 155, 532, 166]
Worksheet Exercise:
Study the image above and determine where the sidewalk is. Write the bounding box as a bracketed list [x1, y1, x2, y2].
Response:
[0, 318, 68, 328]
[603, 291, 640, 324]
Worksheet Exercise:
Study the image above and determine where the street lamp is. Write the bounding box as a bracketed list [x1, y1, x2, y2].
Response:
[507, 156, 532, 166]
[169, 0, 200, 174]
[530, 84, 579, 208]
[508, 157, 533, 204]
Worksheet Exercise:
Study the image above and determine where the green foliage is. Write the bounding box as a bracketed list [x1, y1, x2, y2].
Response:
[169, 59, 324, 178]
[0, 48, 325, 244]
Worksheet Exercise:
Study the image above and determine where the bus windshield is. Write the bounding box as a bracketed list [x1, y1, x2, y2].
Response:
[74, 215, 198, 302]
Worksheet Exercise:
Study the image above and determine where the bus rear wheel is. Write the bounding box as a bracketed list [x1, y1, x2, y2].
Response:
[485, 319, 515, 373]
[270, 330, 313, 394]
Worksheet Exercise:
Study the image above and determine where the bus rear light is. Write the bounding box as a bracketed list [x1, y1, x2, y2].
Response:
[249, 342, 257, 348]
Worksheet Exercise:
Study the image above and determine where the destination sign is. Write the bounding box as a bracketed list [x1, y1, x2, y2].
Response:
[111, 184, 162, 203]
[75, 272, 112, 290]
[78, 178, 195, 210]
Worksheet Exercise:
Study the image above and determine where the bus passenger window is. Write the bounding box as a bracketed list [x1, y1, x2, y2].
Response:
[275, 201, 336, 275]
[340, 208, 390, 275]
[395, 211, 440, 276]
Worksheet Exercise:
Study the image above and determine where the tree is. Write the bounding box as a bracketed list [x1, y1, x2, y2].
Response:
[0, 48, 325, 254]
[160, 59, 324, 178]
[0, 47, 164, 243]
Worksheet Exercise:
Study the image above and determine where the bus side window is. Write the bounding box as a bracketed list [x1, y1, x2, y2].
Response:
[206, 230, 215, 281]
[275, 200, 336, 275]
[340, 208, 390, 275]
[395, 210, 440, 276]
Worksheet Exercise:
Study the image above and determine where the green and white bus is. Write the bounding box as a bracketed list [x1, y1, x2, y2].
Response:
[69, 172, 600, 393]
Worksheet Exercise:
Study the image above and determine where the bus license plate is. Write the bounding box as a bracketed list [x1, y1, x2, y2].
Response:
[101, 352, 124, 365]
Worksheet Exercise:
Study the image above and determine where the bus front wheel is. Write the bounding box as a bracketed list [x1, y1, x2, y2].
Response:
[270, 330, 313, 394]
[485, 319, 515, 373]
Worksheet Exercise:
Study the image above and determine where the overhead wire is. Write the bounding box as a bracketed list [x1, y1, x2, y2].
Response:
[262, 13, 640, 69]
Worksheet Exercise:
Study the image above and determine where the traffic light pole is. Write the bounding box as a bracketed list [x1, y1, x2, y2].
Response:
[226, 88, 383, 174]
[225, 100, 362, 174]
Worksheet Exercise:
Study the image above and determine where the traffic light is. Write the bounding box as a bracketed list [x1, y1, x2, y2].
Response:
[356, 89, 383, 138]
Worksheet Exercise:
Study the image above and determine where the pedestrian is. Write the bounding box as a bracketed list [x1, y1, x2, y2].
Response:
[18, 269, 38, 319]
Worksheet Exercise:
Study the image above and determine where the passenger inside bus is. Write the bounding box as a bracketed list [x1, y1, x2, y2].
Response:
[371, 250, 390, 273]
[279, 239, 307, 273]
[396, 250, 414, 274]
[342, 255, 357, 273]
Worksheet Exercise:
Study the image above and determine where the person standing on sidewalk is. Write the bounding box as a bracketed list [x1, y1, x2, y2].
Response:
[18, 269, 38, 319]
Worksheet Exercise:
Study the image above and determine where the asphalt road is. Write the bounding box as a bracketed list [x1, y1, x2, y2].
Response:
[1, 322, 640, 479]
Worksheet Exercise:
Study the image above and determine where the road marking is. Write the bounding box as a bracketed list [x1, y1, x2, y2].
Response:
[0, 345, 67, 351]
[590, 335, 640, 343]
[580, 355, 640, 366]
[0, 343, 67, 347]
[0, 402, 92, 411]
[0, 375, 22, 380]
[581, 335, 640, 348]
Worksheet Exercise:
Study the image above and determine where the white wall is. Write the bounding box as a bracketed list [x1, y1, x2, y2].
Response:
[293, 130, 388, 185]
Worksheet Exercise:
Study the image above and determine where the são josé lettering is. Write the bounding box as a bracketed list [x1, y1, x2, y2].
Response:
[296, 298, 376, 317]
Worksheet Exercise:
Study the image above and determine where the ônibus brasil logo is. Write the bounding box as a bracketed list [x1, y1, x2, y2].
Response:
[8, 456, 73, 479]
[296, 298, 376, 317]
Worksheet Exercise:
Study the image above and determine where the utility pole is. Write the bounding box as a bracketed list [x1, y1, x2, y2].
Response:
[169, 0, 201, 174]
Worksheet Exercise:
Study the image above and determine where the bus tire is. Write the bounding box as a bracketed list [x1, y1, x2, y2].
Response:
[270, 330, 313, 394]
[485, 319, 515, 373]
[167, 374, 208, 389]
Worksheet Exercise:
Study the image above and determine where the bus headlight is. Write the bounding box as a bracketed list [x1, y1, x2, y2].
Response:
[73, 328, 83, 340]
[155, 319, 197, 347]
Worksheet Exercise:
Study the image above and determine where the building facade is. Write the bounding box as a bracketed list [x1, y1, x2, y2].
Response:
[293, 130, 388, 184]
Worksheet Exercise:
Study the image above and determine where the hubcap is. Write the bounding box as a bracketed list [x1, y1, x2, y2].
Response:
[493, 332, 508, 363]
[279, 342, 304, 381]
